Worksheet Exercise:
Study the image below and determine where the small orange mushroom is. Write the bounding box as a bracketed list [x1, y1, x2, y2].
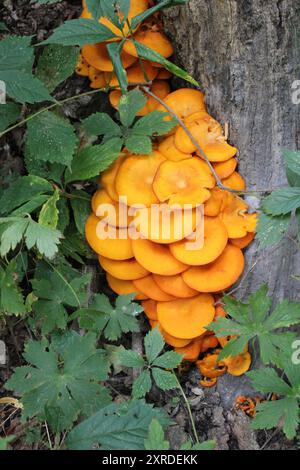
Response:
[222, 172, 246, 191]
[219, 196, 257, 239]
[152, 273, 198, 298]
[157, 294, 215, 339]
[152, 158, 215, 207]
[106, 273, 147, 300]
[82, 43, 136, 72]
[223, 352, 252, 376]
[170, 216, 228, 266]
[115, 151, 165, 206]
[76, 54, 90, 76]
[157, 69, 172, 79]
[201, 335, 219, 353]
[156, 89, 206, 121]
[213, 158, 237, 179]
[183, 244, 245, 293]
[196, 354, 227, 379]
[214, 305, 227, 320]
[142, 299, 158, 321]
[160, 328, 193, 348]
[100, 154, 127, 202]
[99, 256, 149, 280]
[200, 377, 218, 388]
[230, 232, 255, 249]
[175, 340, 202, 362]
[204, 188, 225, 217]
[123, 30, 174, 59]
[85, 214, 133, 260]
[132, 238, 188, 276]
[91, 189, 132, 228]
[158, 135, 192, 162]
[133, 275, 177, 301]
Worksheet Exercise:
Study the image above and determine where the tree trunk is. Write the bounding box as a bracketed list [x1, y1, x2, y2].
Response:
[163, 0, 300, 303]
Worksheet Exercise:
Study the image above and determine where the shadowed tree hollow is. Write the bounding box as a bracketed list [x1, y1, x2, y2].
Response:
[164, 0, 300, 303]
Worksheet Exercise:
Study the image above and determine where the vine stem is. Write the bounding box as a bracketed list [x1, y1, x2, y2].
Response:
[173, 372, 199, 444]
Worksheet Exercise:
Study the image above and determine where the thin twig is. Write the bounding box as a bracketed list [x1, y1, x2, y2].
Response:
[44, 421, 53, 450]
[173, 373, 199, 443]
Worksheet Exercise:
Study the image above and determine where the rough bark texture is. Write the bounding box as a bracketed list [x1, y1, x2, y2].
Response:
[164, 0, 300, 304]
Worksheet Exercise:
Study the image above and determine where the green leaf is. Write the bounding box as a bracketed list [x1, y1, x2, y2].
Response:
[133, 370, 152, 398]
[144, 328, 165, 364]
[283, 149, 300, 187]
[26, 111, 78, 166]
[0, 103, 21, 132]
[25, 219, 62, 259]
[38, 190, 60, 229]
[180, 440, 216, 451]
[132, 41, 199, 87]
[81, 112, 121, 138]
[5, 331, 110, 431]
[0, 35, 34, 72]
[70, 190, 91, 235]
[118, 349, 145, 368]
[256, 213, 290, 247]
[119, 88, 147, 127]
[0, 260, 26, 315]
[247, 368, 292, 395]
[0, 70, 54, 104]
[152, 351, 182, 369]
[125, 134, 152, 154]
[0, 218, 29, 257]
[0, 436, 14, 450]
[66, 400, 169, 450]
[36, 45, 79, 92]
[144, 419, 170, 450]
[133, 110, 176, 136]
[33, 0, 64, 4]
[85, 0, 104, 20]
[131, 0, 187, 30]
[217, 335, 252, 361]
[152, 367, 178, 391]
[0, 175, 53, 216]
[262, 188, 300, 216]
[41, 19, 117, 46]
[65, 138, 123, 183]
[107, 42, 128, 93]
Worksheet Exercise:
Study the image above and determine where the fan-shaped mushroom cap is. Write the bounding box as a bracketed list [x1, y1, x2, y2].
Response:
[141, 299, 158, 320]
[196, 354, 227, 378]
[106, 273, 147, 300]
[170, 216, 228, 266]
[156, 89, 206, 121]
[201, 335, 219, 353]
[132, 206, 197, 244]
[92, 189, 132, 228]
[175, 340, 202, 362]
[158, 135, 192, 161]
[85, 214, 133, 260]
[76, 54, 90, 76]
[99, 256, 149, 280]
[133, 275, 177, 301]
[115, 151, 165, 206]
[222, 172, 246, 191]
[100, 155, 127, 202]
[200, 377, 217, 387]
[214, 305, 227, 320]
[82, 0, 149, 38]
[89, 70, 107, 89]
[204, 188, 225, 217]
[223, 352, 251, 376]
[182, 244, 244, 292]
[123, 30, 174, 58]
[213, 158, 237, 179]
[160, 329, 192, 347]
[156, 69, 172, 79]
[132, 238, 188, 275]
[219, 196, 257, 239]
[152, 273, 198, 298]
[157, 294, 215, 339]
[153, 158, 215, 207]
[82, 43, 136, 72]
[230, 232, 255, 249]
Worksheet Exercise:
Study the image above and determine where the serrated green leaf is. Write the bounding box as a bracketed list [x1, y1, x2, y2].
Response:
[144, 419, 170, 450]
[251, 398, 299, 440]
[152, 367, 178, 391]
[36, 45, 79, 92]
[81, 112, 121, 138]
[0, 70, 54, 104]
[133, 370, 152, 398]
[145, 328, 165, 364]
[107, 42, 128, 93]
[216, 335, 251, 361]
[180, 440, 216, 450]
[26, 111, 78, 166]
[133, 111, 176, 136]
[0, 260, 26, 315]
[283, 149, 300, 187]
[0, 218, 29, 257]
[119, 88, 147, 127]
[41, 19, 117, 46]
[65, 138, 123, 183]
[247, 368, 292, 395]
[70, 190, 91, 235]
[0, 102, 21, 132]
[0, 35, 34, 72]
[152, 351, 182, 369]
[38, 190, 60, 229]
[118, 349, 145, 368]
[256, 213, 290, 247]
[262, 188, 300, 216]
[125, 134, 152, 154]
[25, 219, 62, 258]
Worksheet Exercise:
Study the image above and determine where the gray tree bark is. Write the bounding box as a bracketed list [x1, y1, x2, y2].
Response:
[163, 0, 300, 303]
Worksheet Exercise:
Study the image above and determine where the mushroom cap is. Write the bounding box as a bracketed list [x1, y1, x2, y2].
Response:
[82, 0, 149, 38]
[175, 340, 202, 362]
[100, 154, 127, 202]
[132, 238, 188, 276]
[76, 54, 90, 76]
[82, 43, 136, 72]
[158, 135, 192, 161]
[157, 294, 215, 339]
[182, 244, 245, 292]
[219, 196, 257, 239]
[133, 275, 177, 301]
[156, 89, 206, 121]
[170, 216, 228, 266]
[141, 299, 158, 320]
[223, 352, 252, 376]
[196, 354, 227, 378]
[157, 69, 172, 79]
[201, 335, 219, 353]
[152, 273, 198, 298]
[213, 158, 237, 179]
[106, 273, 147, 300]
[85, 214, 133, 260]
[214, 305, 227, 320]
[123, 30, 174, 59]
[152, 158, 215, 207]
[200, 377, 218, 387]
[160, 328, 192, 347]
[222, 172, 246, 191]
[91, 189, 132, 228]
[99, 255, 149, 280]
[115, 151, 166, 206]
[132, 206, 198, 244]
[230, 232, 255, 249]
[204, 187, 225, 217]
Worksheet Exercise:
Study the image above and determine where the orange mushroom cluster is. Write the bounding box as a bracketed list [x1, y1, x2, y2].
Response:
[80, 0, 256, 384]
